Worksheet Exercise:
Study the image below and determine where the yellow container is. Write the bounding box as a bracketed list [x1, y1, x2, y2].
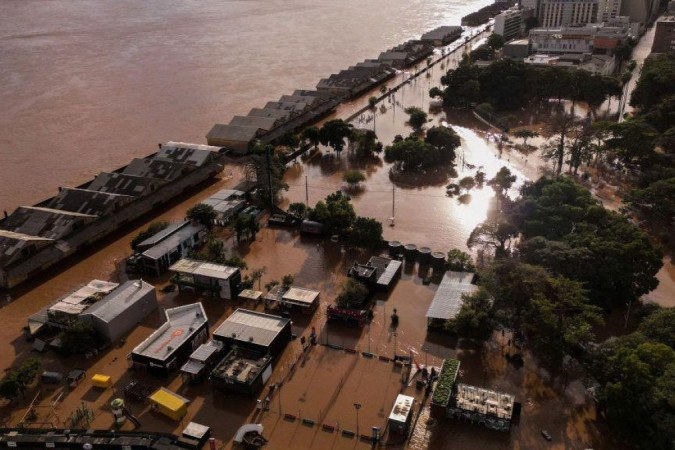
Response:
[92, 374, 112, 389]
[148, 387, 189, 421]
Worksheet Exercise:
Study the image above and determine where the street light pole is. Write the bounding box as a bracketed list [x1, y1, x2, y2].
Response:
[353, 402, 362, 435]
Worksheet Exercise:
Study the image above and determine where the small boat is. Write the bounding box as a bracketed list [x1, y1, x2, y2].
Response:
[541, 430, 552, 441]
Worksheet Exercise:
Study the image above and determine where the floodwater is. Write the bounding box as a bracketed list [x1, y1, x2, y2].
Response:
[0, 1, 671, 449]
[0, 0, 492, 212]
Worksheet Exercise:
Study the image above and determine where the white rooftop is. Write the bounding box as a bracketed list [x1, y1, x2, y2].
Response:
[426, 271, 478, 321]
[169, 258, 240, 280]
[389, 394, 415, 423]
[132, 303, 208, 361]
[213, 309, 290, 347]
[82, 279, 155, 323]
[281, 286, 320, 308]
[48, 280, 119, 316]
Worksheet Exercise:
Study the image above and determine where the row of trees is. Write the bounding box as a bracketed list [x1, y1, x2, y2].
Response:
[301, 119, 384, 157]
[622, 54, 675, 234]
[430, 59, 622, 113]
[290, 191, 384, 249]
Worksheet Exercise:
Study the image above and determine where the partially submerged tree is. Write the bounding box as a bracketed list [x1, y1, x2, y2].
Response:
[335, 279, 369, 309]
[488, 166, 517, 196]
[342, 170, 366, 188]
[404, 107, 428, 132]
[319, 119, 354, 154]
[186, 204, 216, 229]
[348, 217, 384, 249]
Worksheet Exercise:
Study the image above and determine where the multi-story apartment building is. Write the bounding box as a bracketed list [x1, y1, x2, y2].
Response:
[597, 0, 622, 22]
[540, 0, 598, 28]
[652, 16, 675, 55]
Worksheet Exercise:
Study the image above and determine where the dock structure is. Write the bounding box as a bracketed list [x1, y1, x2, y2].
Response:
[425, 271, 478, 328]
[212, 308, 292, 358]
[0, 142, 226, 289]
[348, 256, 402, 291]
[169, 258, 242, 300]
[420, 25, 463, 46]
[130, 303, 209, 377]
[447, 384, 516, 431]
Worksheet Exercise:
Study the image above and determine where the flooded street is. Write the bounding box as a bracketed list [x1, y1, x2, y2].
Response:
[0, 2, 671, 449]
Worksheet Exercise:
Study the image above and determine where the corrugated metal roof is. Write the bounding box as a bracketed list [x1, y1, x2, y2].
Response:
[1, 206, 97, 240]
[141, 223, 204, 261]
[46, 188, 136, 217]
[281, 287, 319, 307]
[122, 158, 192, 181]
[82, 279, 155, 323]
[230, 115, 279, 131]
[425, 271, 478, 320]
[206, 124, 261, 143]
[137, 221, 189, 248]
[188, 340, 222, 363]
[87, 172, 165, 197]
[213, 308, 289, 347]
[157, 142, 221, 167]
[169, 258, 239, 280]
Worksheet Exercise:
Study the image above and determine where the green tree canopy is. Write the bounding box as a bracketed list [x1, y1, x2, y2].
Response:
[348, 216, 383, 249]
[319, 119, 354, 153]
[486, 33, 504, 50]
[404, 107, 428, 132]
[342, 170, 366, 187]
[307, 191, 356, 236]
[335, 278, 370, 309]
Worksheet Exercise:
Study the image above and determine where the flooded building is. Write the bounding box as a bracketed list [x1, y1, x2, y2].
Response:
[79, 279, 158, 344]
[420, 25, 463, 45]
[0, 142, 225, 289]
[348, 255, 402, 291]
[130, 302, 209, 377]
[210, 347, 273, 396]
[426, 271, 478, 328]
[169, 258, 242, 300]
[199, 189, 246, 226]
[135, 221, 206, 277]
[206, 124, 264, 154]
[28, 279, 157, 347]
[180, 339, 225, 384]
[28, 279, 120, 336]
[317, 63, 396, 98]
[212, 308, 291, 358]
[447, 384, 516, 432]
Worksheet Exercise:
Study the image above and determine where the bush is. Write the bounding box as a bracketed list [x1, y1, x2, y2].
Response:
[343, 170, 366, 187]
[335, 279, 369, 309]
[431, 359, 460, 406]
[186, 204, 216, 228]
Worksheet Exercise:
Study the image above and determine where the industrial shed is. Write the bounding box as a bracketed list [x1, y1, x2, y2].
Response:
[212, 309, 291, 358]
[80, 279, 158, 344]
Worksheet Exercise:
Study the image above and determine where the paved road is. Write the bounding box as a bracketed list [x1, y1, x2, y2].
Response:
[618, 23, 657, 121]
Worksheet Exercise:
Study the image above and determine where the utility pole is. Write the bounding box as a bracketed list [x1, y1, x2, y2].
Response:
[390, 185, 395, 227]
[305, 176, 309, 206]
[265, 145, 274, 208]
